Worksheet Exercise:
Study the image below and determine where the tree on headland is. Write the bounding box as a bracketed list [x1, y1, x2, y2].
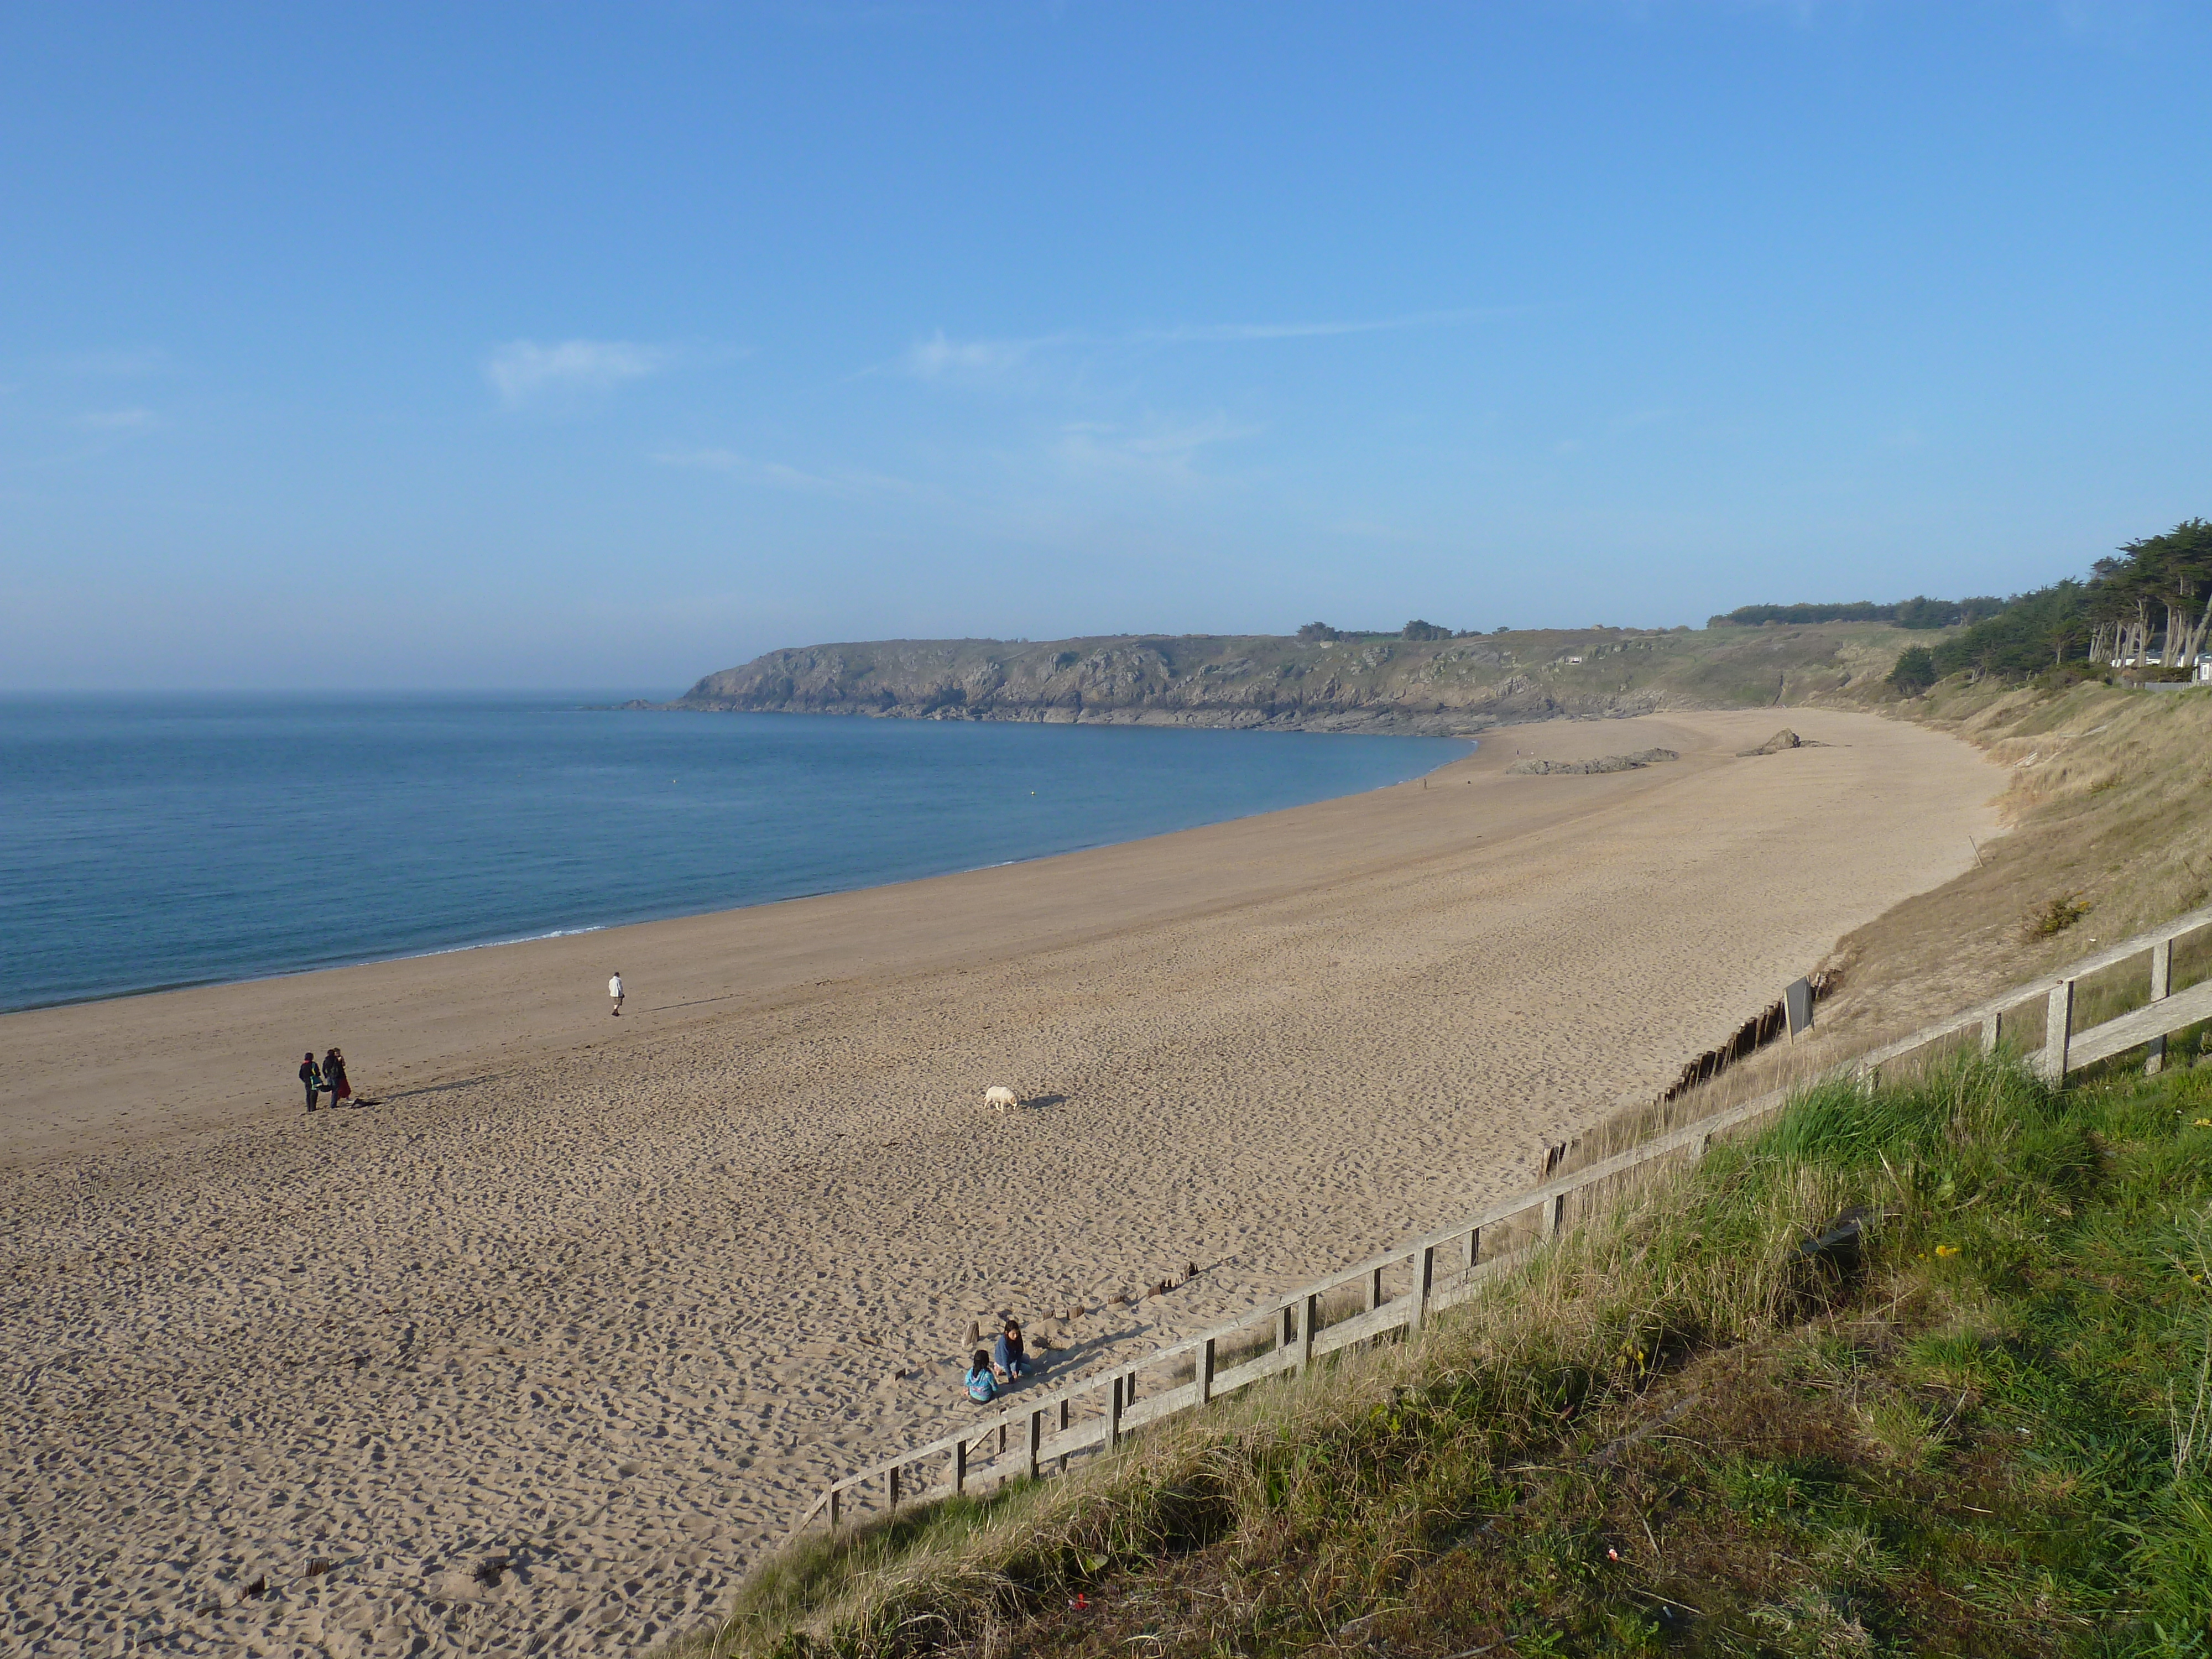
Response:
[1297, 622, 1342, 641]
[1926, 581, 2090, 679]
[1877, 519, 2209, 691]
[1887, 645, 1938, 697]
[2090, 519, 2212, 667]
[1400, 619, 1451, 641]
[1714, 597, 2005, 628]
[1894, 594, 2006, 629]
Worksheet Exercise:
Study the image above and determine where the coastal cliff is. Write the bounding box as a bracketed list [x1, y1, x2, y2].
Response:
[664, 623, 1918, 733]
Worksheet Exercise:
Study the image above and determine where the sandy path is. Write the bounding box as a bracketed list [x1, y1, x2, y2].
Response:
[1, 709, 1997, 1657]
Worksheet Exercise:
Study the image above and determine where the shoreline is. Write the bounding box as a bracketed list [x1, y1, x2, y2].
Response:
[2, 716, 1465, 1018]
[0, 738, 1471, 1168]
[2, 709, 2001, 1657]
[636, 699, 1505, 736]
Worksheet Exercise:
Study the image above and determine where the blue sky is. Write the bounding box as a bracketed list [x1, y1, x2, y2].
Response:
[4, 3, 2208, 691]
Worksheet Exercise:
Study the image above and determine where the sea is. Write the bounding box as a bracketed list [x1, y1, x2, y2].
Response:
[0, 695, 1467, 1014]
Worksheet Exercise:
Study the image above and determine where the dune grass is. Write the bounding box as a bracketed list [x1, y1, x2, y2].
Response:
[1794, 681, 2212, 1060]
[674, 1052, 2212, 1658]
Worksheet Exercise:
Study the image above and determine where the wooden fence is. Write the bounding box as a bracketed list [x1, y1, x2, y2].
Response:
[795, 902, 2212, 1534]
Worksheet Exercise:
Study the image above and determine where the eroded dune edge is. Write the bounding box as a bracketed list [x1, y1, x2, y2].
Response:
[1, 709, 1999, 1658]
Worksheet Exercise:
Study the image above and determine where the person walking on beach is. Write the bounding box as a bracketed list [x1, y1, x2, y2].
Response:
[608, 971, 624, 1018]
[299, 1052, 323, 1112]
[322, 1047, 351, 1108]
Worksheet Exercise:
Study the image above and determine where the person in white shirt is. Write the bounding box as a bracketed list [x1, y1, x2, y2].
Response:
[608, 972, 624, 1017]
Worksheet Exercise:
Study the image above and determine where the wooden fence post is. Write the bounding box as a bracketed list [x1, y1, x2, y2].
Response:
[2149, 940, 2173, 1075]
[1200, 1338, 1217, 1405]
[1028, 1408, 1043, 1481]
[1302, 1293, 1319, 1369]
[2044, 978, 2076, 1082]
[1368, 1265, 1384, 1312]
[1981, 1010, 2002, 1055]
[1467, 1226, 1481, 1270]
[829, 1484, 842, 1531]
[953, 1438, 967, 1495]
[1408, 1245, 1435, 1336]
[1108, 1374, 1123, 1449]
[1280, 1304, 1296, 1349]
[888, 1463, 900, 1513]
[1057, 1397, 1071, 1473]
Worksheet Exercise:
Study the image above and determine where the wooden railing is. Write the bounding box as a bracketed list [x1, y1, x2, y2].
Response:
[794, 903, 2212, 1533]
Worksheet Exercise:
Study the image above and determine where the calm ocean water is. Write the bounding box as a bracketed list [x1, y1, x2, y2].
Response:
[0, 696, 1465, 1013]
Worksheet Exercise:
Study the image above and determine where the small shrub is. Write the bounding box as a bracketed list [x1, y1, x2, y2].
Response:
[2035, 659, 2109, 692]
[2026, 891, 2092, 938]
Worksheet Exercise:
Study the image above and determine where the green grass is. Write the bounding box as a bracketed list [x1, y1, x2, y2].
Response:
[675, 1056, 2212, 1659]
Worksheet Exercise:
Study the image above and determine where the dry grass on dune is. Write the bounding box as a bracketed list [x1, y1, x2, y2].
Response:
[1810, 681, 2212, 1044]
[1566, 682, 2212, 1172]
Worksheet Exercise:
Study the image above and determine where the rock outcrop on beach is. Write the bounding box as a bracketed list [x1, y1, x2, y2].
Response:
[1736, 727, 1833, 756]
[660, 623, 1921, 734]
[1504, 747, 1680, 775]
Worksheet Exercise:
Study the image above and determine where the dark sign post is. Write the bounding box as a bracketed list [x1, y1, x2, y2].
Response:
[1785, 977, 1815, 1041]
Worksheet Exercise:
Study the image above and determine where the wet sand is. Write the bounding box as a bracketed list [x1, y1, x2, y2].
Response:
[1, 708, 1999, 1656]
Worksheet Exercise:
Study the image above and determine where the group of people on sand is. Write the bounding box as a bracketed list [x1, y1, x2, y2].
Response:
[298, 1048, 351, 1111]
[963, 1316, 1035, 1403]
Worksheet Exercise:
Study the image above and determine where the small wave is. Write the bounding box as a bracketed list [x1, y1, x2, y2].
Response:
[409, 924, 609, 961]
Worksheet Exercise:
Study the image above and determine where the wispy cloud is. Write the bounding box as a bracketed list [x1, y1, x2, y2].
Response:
[487, 339, 668, 407]
[75, 408, 159, 431]
[900, 331, 1074, 382]
[651, 448, 919, 497]
[1128, 309, 1501, 343]
[1053, 413, 1262, 481]
[65, 347, 171, 378]
[890, 309, 1503, 384]
[1328, 519, 1426, 544]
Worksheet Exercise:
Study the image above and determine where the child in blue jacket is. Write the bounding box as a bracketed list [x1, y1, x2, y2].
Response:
[964, 1350, 999, 1403]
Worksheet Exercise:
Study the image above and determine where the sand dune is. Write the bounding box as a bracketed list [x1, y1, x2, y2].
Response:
[0, 709, 1999, 1657]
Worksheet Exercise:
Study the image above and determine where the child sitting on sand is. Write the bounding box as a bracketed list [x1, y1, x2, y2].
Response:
[993, 1318, 1033, 1384]
[964, 1350, 999, 1404]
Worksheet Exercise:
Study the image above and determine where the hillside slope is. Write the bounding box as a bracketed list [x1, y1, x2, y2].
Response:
[679, 1057, 2212, 1658]
[667, 624, 1922, 733]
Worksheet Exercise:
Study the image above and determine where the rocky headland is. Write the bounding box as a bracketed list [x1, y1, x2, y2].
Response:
[655, 623, 1920, 735]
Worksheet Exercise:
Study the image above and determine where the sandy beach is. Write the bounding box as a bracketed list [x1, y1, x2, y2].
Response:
[2, 708, 2000, 1657]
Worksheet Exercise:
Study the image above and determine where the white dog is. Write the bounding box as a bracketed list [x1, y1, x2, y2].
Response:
[982, 1086, 1018, 1112]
